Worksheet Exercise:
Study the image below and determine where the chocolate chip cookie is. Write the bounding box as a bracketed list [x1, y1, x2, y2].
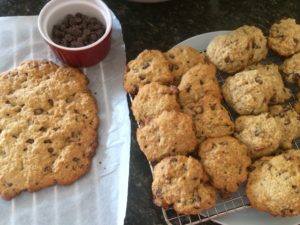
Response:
[123, 49, 174, 94]
[137, 111, 197, 162]
[131, 82, 180, 123]
[152, 155, 216, 215]
[246, 150, 300, 216]
[281, 53, 300, 86]
[199, 136, 251, 194]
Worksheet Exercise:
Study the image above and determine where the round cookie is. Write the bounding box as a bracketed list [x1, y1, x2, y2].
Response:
[281, 53, 300, 86]
[235, 113, 283, 158]
[165, 46, 206, 85]
[245, 63, 291, 104]
[222, 69, 273, 115]
[0, 60, 99, 200]
[268, 18, 300, 57]
[207, 25, 267, 73]
[269, 105, 300, 149]
[137, 111, 197, 162]
[246, 150, 300, 216]
[152, 155, 217, 215]
[131, 82, 180, 123]
[182, 95, 234, 142]
[178, 62, 221, 107]
[123, 49, 174, 94]
[199, 136, 251, 194]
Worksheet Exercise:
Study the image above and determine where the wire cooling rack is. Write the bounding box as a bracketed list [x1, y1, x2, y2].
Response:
[129, 58, 300, 225]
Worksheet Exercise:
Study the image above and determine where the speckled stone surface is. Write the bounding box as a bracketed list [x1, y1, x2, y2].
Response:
[1, 1, 300, 225]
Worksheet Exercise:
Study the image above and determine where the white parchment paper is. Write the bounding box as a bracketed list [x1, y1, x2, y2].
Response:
[0, 15, 130, 225]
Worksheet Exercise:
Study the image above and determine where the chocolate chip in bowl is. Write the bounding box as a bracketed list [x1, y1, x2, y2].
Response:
[51, 13, 106, 48]
[38, 0, 112, 67]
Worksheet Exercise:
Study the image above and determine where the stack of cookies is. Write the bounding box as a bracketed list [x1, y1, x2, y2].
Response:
[124, 18, 300, 217]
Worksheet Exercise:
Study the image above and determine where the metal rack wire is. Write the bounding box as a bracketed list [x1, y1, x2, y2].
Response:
[129, 61, 300, 225]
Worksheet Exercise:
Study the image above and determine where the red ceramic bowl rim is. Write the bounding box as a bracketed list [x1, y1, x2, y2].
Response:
[38, 0, 112, 52]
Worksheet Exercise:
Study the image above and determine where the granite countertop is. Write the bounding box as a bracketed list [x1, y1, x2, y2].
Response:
[1, 0, 300, 225]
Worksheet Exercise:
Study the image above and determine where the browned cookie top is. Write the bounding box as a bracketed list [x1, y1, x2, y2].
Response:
[0, 60, 99, 200]
[152, 155, 216, 215]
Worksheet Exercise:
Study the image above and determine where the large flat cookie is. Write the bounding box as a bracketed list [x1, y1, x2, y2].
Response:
[0, 60, 99, 200]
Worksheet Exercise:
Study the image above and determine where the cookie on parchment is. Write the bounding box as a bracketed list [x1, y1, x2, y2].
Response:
[0, 60, 99, 200]
[123, 49, 174, 94]
[178, 62, 221, 106]
[137, 111, 197, 162]
[269, 105, 300, 149]
[268, 18, 300, 57]
[131, 82, 180, 123]
[246, 150, 300, 216]
[207, 25, 267, 73]
[165, 46, 206, 84]
[152, 155, 217, 215]
[281, 53, 300, 86]
[182, 95, 234, 142]
[235, 113, 283, 158]
[199, 136, 251, 194]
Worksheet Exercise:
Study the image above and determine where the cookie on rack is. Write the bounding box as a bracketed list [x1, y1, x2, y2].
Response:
[123, 49, 174, 94]
[182, 95, 234, 142]
[245, 63, 291, 104]
[246, 150, 300, 216]
[152, 155, 217, 215]
[165, 46, 206, 85]
[235, 113, 283, 158]
[137, 111, 197, 162]
[294, 92, 300, 114]
[178, 62, 221, 106]
[207, 25, 267, 73]
[280, 53, 300, 86]
[0, 60, 99, 200]
[268, 18, 300, 57]
[131, 82, 180, 124]
[269, 105, 300, 149]
[199, 136, 251, 194]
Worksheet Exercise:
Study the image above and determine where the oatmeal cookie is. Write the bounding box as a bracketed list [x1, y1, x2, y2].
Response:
[137, 111, 197, 162]
[235, 113, 283, 158]
[281, 53, 300, 86]
[178, 62, 221, 107]
[165, 46, 207, 84]
[131, 82, 180, 123]
[199, 136, 251, 194]
[123, 49, 174, 94]
[182, 95, 234, 142]
[0, 60, 99, 200]
[152, 155, 217, 215]
[246, 150, 300, 216]
[268, 18, 300, 57]
[207, 25, 267, 73]
[269, 105, 300, 149]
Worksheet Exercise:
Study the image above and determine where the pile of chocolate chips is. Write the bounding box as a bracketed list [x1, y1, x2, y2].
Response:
[51, 13, 106, 48]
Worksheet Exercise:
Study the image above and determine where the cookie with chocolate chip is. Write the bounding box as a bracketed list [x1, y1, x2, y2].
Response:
[235, 113, 283, 158]
[246, 150, 300, 216]
[199, 136, 251, 194]
[182, 95, 234, 143]
[123, 49, 174, 94]
[131, 82, 180, 124]
[0, 60, 99, 200]
[165, 46, 206, 84]
[137, 111, 197, 162]
[178, 62, 221, 107]
[268, 18, 300, 57]
[152, 155, 216, 215]
[207, 25, 267, 73]
[281, 53, 300, 86]
[269, 105, 300, 149]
